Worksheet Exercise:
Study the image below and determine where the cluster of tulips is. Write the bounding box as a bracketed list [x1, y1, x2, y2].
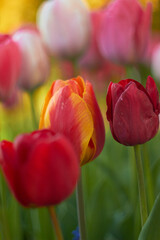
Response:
[0, 0, 160, 239]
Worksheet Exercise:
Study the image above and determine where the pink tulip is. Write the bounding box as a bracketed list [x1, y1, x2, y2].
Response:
[0, 35, 21, 101]
[12, 25, 50, 91]
[37, 0, 91, 58]
[98, 0, 152, 64]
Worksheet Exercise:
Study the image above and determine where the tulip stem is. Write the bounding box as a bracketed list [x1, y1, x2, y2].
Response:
[48, 206, 64, 240]
[76, 170, 87, 240]
[142, 144, 154, 211]
[29, 91, 38, 130]
[134, 145, 148, 226]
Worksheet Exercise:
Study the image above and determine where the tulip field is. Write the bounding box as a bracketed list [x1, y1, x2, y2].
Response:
[0, 0, 160, 240]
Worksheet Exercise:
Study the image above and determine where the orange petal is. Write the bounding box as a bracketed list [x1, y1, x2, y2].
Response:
[42, 85, 94, 164]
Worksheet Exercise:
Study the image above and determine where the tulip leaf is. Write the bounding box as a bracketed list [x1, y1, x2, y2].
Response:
[138, 192, 160, 240]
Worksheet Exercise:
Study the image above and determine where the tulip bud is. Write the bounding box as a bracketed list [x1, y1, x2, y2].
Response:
[106, 76, 160, 146]
[0, 34, 21, 101]
[98, 0, 152, 64]
[0, 129, 79, 207]
[12, 25, 50, 91]
[37, 0, 91, 59]
[39, 76, 105, 165]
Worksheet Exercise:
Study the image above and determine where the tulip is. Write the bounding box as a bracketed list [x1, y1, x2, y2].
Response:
[0, 34, 21, 101]
[37, 0, 91, 58]
[106, 76, 160, 146]
[0, 129, 79, 207]
[12, 25, 50, 91]
[98, 0, 152, 64]
[39, 76, 105, 165]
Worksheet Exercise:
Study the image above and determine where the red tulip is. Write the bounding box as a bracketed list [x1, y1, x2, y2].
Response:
[0, 34, 21, 101]
[106, 76, 160, 146]
[98, 0, 152, 64]
[39, 76, 105, 165]
[0, 129, 79, 207]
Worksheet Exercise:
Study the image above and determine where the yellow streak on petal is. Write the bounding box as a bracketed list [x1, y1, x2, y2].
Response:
[69, 93, 94, 164]
[39, 81, 55, 129]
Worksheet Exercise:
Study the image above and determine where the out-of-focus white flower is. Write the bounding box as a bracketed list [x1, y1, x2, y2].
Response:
[12, 25, 50, 91]
[37, 0, 91, 59]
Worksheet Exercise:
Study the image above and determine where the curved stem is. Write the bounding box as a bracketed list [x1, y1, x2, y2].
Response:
[76, 170, 87, 240]
[48, 206, 63, 240]
[28, 91, 38, 130]
[134, 145, 148, 226]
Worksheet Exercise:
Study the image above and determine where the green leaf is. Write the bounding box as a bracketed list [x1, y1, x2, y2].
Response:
[138, 193, 160, 240]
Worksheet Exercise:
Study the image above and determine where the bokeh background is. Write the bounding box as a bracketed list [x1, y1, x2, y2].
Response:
[0, 1, 160, 240]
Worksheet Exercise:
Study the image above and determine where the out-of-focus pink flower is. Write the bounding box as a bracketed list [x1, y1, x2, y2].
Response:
[37, 0, 91, 59]
[98, 0, 152, 64]
[0, 35, 21, 101]
[0, 129, 79, 207]
[12, 25, 50, 91]
[79, 10, 105, 68]
[106, 76, 160, 146]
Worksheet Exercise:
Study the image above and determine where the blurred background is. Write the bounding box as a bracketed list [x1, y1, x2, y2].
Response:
[0, 1, 160, 240]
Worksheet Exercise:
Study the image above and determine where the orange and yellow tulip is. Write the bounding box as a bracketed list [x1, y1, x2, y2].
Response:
[39, 76, 105, 165]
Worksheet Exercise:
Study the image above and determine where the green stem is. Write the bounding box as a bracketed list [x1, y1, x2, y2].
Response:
[134, 145, 148, 226]
[48, 206, 63, 240]
[76, 170, 87, 240]
[28, 91, 38, 130]
[142, 144, 154, 211]
[0, 173, 10, 240]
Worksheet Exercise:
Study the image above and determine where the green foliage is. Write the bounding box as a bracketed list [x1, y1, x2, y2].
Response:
[138, 193, 160, 240]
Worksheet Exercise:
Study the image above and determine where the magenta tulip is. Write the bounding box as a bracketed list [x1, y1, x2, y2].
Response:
[98, 0, 152, 64]
[106, 76, 160, 146]
[0, 129, 79, 207]
[0, 34, 21, 101]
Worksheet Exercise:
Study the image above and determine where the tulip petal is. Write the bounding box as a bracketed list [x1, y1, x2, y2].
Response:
[17, 135, 79, 206]
[106, 82, 113, 121]
[42, 85, 94, 164]
[146, 76, 159, 113]
[83, 81, 105, 161]
[113, 82, 159, 145]
[39, 81, 55, 129]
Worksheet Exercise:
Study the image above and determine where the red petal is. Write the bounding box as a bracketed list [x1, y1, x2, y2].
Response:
[19, 134, 79, 206]
[106, 82, 113, 121]
[113, 82, 159, 145]
[83, 81, 105, 161]
[146, 76, 159, 113]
